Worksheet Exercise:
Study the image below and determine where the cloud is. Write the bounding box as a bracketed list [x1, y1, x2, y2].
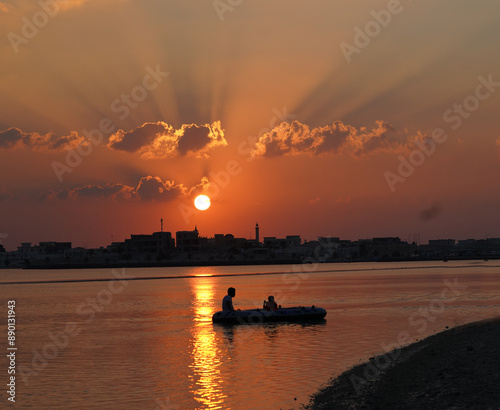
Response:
[313, 121, 356, 155]
[108, 122, 174, 154]
[187, 176, 211, 197]
[55, 0, 128, 10]
[349, 121, 399, 156]
[108, 121, 227, 159]
[0, 188, 11, 202]
[2, 0, 96, 12]
[0, 1, 10, 12]
[252, 121, 318, 158]
[1, 120, 227, 157]
[41, 176, 208, 202]
[419, 204, 442, 221]
[68, 183, 135, 200]
[135, 176, 187, 201]
[0, 127, 85, 151]
[0, 128, 22, 149]
[177, 122, 226, 157]
[40, 183, 134, 201]
[56, 0, 91, 10]
[251, 120, 425, 158]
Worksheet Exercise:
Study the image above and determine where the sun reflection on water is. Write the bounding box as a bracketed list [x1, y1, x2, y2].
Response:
[189, 278, 227, 408]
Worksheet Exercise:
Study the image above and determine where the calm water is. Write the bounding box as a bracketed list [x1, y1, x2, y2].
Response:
[1, 261, 500, 409]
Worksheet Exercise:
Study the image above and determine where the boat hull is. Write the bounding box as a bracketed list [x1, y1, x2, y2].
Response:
[212, 306, 327, 324]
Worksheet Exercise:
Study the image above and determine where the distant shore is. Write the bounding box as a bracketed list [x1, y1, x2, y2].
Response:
[303, 317, 500, 409]
[2, 254, 499, 270]
[9, 258, 303, 270]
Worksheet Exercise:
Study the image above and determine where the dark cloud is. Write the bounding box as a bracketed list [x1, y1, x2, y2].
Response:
[56, 190, 70, 200]
[108, 121, 227, 159]
[135, 176, 186, 201]
[419, 204, 443, 221]
[42, 183, 135, 201]
[108, 121, 226, 159]
[1, 1, 89, 12]
[0, 128, 23, 149]
[0, 127, 85, 150]
[1, 121, 227, 158]
[177, 124, 212, 155]
[253, 121, 317, 158]
[107, 122, 174, 154]
[24, 131, 85, 150]
[252, 120, 422, 158]
[72, 183, 135, 200]
[350, 121, 397, 155]
[40, 176, 209, 202]
[186, 176, 210, 198]
[313, 121, 356, 155]
[0, 188, 11, 202]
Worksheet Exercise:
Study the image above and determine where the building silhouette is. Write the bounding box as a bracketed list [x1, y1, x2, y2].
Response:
[124, 231, 175, 259]
[2, 222, 500, 268]
[176, 226, 200, 253]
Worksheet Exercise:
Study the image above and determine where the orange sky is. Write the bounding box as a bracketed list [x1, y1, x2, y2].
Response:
[1, 1, 500, 250]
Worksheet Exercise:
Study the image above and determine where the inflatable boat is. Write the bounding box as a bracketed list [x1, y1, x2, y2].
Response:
[212, 306, 327, 324]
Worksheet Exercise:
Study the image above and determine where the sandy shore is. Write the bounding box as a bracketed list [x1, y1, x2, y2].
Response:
[304, 317, 500, 409]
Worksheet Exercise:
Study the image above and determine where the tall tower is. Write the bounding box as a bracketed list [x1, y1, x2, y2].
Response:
[255, 223, 260, 243]
[160, 218, 163, 232]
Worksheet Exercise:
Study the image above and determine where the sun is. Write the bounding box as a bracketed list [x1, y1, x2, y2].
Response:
[194, 194, 211, 211]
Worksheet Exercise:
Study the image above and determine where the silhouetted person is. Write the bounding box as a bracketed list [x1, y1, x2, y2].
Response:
[263, 295, 278, 311]
[223, 287, 239, 311]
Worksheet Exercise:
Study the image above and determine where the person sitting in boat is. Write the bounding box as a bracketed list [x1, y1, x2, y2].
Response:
[263, 295, 278, 311]
[222, 287, 240, 311]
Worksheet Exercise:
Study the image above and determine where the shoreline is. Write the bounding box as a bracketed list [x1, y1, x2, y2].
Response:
[1, 261, 499, 285]
[1, 255, 499, 270]
[304, 317, 500, 409]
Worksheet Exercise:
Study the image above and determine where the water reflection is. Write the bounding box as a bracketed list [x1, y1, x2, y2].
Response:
[212, 324, 236, 344]
[189, 278, 227, 408]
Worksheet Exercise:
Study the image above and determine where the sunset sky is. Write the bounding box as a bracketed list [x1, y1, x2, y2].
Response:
[1, 0, 500, 250]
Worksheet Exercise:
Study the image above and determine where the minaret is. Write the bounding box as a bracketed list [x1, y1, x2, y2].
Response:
[255, 223, 260, 243]
[160, 218, 163, 232]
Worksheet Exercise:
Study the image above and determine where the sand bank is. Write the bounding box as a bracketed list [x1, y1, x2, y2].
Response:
[304, 318, 500, 409]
